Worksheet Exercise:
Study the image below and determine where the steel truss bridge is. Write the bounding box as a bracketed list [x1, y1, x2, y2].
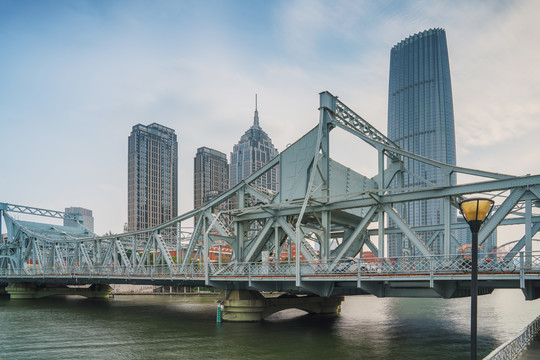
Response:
[2, 91, 540, 301]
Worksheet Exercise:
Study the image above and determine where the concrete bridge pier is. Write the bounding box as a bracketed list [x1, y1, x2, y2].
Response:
[5, 283, 113, 299]
[220, 290, 344, 322]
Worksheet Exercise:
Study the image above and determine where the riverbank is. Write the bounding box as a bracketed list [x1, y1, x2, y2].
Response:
[112, 291, 219, 296]
[110, 284, 219, 296]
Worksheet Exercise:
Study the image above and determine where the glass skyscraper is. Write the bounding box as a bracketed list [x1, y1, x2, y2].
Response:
[387, 28, 456, 255]
[194, 146, 229, 209]
[128, 123, 178, 231]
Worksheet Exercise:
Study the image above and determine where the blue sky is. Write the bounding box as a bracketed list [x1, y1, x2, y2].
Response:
[1, 0, 539, 234]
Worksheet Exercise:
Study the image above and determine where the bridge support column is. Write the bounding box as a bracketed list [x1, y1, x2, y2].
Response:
[220, 290, 343, 322]
[221, 290, 266, 321]
[5, 283, 112, 299]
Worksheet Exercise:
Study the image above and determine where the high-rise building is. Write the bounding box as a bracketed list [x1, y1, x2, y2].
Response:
[127, 123, 178, 231]
[230, 96, 279, 194]
[387, 28, 456, 255]
[64, 207, 94, 232]
[194, 147, 229, 209]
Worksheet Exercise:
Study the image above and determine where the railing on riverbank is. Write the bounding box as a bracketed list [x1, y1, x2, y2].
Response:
[484, 315, 540, 360]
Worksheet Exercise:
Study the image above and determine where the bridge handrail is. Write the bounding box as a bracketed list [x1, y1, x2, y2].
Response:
[2, 251, 539, 279]
[483, 314, 540, 360]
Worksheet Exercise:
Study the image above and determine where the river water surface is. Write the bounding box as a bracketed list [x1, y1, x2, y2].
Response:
[1, 289, 539, 359]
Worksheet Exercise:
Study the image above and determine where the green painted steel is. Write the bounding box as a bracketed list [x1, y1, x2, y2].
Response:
[1, 92, 539, 299]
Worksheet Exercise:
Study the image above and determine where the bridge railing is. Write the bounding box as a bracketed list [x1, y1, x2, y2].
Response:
[1, 251, 539, 280]
[351, 254, 522, 276]
[0, 264, 206, 279]
[209, 251, 536, 277]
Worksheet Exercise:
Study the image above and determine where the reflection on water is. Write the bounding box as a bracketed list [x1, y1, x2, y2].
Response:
[0, 290, 539, 359]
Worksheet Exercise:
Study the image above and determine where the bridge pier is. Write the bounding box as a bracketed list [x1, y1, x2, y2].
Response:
[521, 280, 540, 300]
[220, 290, 343, 322]
[5, 283, 112, 299]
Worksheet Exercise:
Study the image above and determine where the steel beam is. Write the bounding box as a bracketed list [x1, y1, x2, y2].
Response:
[383, 204, 432, 256]
[478, 187, 526, 245]
[2, 91, 540, 301]
[331, 206, 377, 266]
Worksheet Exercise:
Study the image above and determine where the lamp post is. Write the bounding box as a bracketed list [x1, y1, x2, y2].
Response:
[459, 198, 495, 360]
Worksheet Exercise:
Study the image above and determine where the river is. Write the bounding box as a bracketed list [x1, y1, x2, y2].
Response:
[0, 289, 538, 359]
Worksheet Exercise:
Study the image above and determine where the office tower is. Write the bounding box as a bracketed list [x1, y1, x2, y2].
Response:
[127, 123, 178, 231]
[230, 96, 279, 194]
[194, 147, 229, 209]
[387, 28, 456, 255]
[64, 207, 94, 233]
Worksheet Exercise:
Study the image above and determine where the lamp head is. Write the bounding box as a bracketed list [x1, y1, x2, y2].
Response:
[459, 198, 495, 233]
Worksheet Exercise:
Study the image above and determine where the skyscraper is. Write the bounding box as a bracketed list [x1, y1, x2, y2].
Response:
[230, 96, 279, 194]
[194, 147, 229, 209]
[387, 28, 456, 255]
[127, 123, 178, 231]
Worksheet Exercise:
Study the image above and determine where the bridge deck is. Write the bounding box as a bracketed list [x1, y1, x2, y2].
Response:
[2, 263, 539, 292]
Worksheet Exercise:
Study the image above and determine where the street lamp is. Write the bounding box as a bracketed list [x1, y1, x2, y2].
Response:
[459, 198, 495, 360]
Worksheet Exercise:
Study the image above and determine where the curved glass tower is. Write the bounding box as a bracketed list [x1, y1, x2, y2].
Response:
[387, 28, 456, 255]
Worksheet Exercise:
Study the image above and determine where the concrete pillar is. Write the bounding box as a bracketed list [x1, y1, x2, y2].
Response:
[220, 289, 344, 322]
[222, 290, 266, 322]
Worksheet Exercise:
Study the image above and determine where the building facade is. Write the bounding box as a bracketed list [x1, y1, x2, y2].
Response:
[64, 207, 94, 233]
[387, 28, 456, 256]
[127, 123, 178, 231]
[230, 97, 279, 194]
[194, 147, 229, 209]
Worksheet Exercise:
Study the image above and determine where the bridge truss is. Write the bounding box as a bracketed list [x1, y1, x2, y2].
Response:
[2, 91, 540, 299]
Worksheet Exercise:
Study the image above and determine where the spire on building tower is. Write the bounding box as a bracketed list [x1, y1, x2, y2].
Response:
[253, 94, 260, 128]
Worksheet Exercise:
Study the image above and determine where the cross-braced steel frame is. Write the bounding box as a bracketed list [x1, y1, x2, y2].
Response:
[2, 92, 540, 298]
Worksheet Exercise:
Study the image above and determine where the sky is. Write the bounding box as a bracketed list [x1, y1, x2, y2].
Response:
[1, 0, 539, 235]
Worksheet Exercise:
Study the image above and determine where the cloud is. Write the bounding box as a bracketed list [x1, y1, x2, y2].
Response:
[2, 0, 539, 234]
[451, 1, 540, 148]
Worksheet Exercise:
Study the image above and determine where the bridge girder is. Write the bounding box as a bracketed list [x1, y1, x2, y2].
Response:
[1, 91, 540, 296]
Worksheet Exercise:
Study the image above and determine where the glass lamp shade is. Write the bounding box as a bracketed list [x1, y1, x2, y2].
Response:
[459, 198, 495, 232]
